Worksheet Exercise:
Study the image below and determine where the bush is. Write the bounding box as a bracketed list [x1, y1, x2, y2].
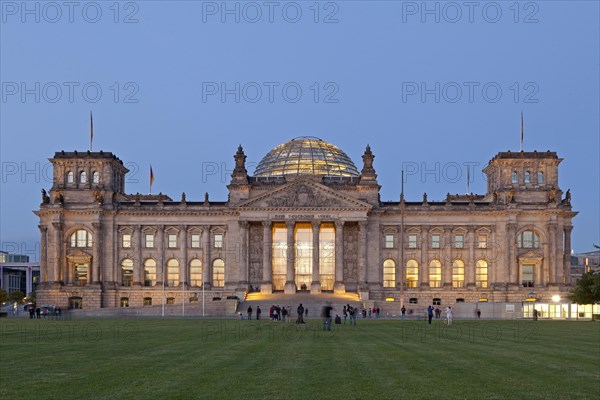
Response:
[212, 297, 221, 301]
[226, 295, 239, 300]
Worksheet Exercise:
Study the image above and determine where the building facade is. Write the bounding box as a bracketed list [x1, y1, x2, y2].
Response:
[35, 137, 577, 310]
[0, 252, 40, 296]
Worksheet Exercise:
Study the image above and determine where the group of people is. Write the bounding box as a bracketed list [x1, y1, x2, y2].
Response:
[427, 305, 453, 325]
[26, 304, 61, 319]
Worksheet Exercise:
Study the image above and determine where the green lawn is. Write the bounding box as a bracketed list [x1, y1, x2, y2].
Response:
[1, 318, 598, 400]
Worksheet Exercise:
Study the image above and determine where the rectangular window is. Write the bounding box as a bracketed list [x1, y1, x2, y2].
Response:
[521, 264, 535, 287]
[511, 171, 518, 184]
[431, 235, 440, 249]
[191, 234, 201, 248]
[478, 235, 487, 249]
[385, 234, 394, 249]
[145, 234, 155, 248]
[214, 234, 223, 248]
[408, 235, 417, 249]
[168, 234, 177, 248]
[454, 235, 464, 249]
[122, 234, 131, 248]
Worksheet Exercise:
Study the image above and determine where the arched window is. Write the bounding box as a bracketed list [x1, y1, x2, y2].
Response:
[518, 230, 541, 248]
[189, 259, 202, 287]
[524, 171, 531, 183]
[79, 171, 87, 183]
[406, 259, 419, 288]
[67, 171, 74, 183]
[121, 259, 133, 287]
[383, 259, 395, 288]
[452, 259, 465, 288]
[144, 259, 156, 286]
[429, 260, 442, 288]
[476, 260, 488, 288]
[69, 230, 93, 248]
[213, 259, 225, 287]
[92, 171, 100, 184]
[511, 171, 518, 184]
[167, 259, 179, 287]
[537, 171, 544, 184]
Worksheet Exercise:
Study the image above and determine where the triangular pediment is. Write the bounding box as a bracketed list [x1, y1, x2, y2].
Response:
[518, 250, 544, 260]
[237, 179, 372, 210]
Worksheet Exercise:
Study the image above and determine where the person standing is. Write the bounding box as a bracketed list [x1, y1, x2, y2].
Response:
[256, 306, 262, 320]
[321, 302, 333, 331]
[247, 305, 253, 320]
[297, 303, 305, 324]
[401, 305, 406, 320]
[476, 308, 481, 319]
[427, 305, 434, 324]
[445, 306, 453, 326]
[343, 305, 348, 324]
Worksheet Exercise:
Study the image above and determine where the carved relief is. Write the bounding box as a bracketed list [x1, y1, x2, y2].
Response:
[265, 185, 342, 207]
[248, 223, 263, 283]
[343, 223, 358, 282]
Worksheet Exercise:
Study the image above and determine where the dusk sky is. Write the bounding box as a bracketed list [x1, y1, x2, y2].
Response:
[1, 1, 598, 260]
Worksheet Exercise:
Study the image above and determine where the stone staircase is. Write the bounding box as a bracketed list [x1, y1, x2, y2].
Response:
[238, 292, 362, 318]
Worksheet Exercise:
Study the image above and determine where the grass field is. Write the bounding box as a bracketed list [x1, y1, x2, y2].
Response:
[1, 317, 598, 400]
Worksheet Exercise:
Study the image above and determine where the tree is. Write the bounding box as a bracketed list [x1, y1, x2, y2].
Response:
[569, 272, 600, 304]
[0, 288, 8, 305]
[25, 290, 36, 304]
[8, 290, 25, 305]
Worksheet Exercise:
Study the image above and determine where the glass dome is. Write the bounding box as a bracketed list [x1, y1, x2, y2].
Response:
[253, 136, 359, 178]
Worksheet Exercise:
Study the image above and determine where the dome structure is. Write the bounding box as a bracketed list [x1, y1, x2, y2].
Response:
[253, 136, 360, 178]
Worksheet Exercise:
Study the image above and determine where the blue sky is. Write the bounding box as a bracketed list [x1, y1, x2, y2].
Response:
[1, 0, 598, 260]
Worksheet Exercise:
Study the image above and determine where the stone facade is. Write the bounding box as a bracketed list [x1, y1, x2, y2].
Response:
[35, 143, 577, 310]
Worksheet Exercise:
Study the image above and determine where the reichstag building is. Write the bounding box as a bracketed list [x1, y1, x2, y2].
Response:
[35, 136, 576, 311]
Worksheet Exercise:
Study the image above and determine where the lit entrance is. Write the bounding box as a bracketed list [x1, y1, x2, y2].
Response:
[295, 223, 312, 290]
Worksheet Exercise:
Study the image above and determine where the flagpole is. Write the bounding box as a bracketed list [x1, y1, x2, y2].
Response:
[520, 112, 524, 152]
[89, 111, 93, 152]
[161, 231, 165, 317]
[466, 166, 470, 195]
[400, 169, 405, 308]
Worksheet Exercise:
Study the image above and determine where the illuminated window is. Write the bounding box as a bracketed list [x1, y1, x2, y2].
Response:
[537, 171, 544, 184]
[454, 235, 464, 249]
[214, 234, 223, 248]
[122, 234, 131, 248]
[92, 171, 100, 184]
[143, 297, 152, 306]
[431, 235, 441, 249]
[167, 259, 179, 287]
[168, 234, 177, 248]
[166, 297, 175, 305]
[521, 264, 535, 287]
[409, 298, 418, 304]
[190, 259, 202, 287]
[121, 259, 133, 287]
[383, 259, 395, 288]
[145, 234, 155, 248]
[295, 223, 313, 290]
[144, 259, 156, 286]
[213, 259, 225, 287]
[319, 223, 335, 291]
[518, 230, 540, 249]
[191, 234, 201, 248]
[80, 171, 87, 183]
[478, 235, 487, 249]
[272, 224, 287, 291]
[452, 259, 465, 288]
[524, 171, 531, 183]
[429, 260, 442, 288]
[406, 259, 419, 288]
[511, 171, 518, 184]
[385, 234, 394, 249]
[120, 297, 129, 307]
[70, 230, 93, 248]
[476, 260, 488, 288]
[408, 235, 417, 249]
[74, 264, 88, 286]
[67, 171, 74, 183]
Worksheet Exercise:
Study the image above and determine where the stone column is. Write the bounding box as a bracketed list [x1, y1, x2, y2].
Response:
[201, 225, 211, 288]
[358, 221, 368, 290]
[261, 221, 272, 293]
[239, 221, 249, 287]
[311, 221, 321, 293]
[467, 226, 476, 288]
[92, 222, 102, 284]
[420, 225, 429, 288]
[443, 226, 453, 288]
[52, 222, 63, 284]
[284, 221, 296, 294]
[507, 223, 517, 284]
[547, 222, 557, 285]
[180, 226, 188, 287]
[39, 225, 48, 283]
[157, 226, 164, 285]
[334, 220, 345, 293]
[397, 225, 403, 289]
[134, 225, 142, 285]
[563, 226, 573, 285]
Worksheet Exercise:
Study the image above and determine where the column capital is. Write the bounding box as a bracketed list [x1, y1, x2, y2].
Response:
[563, 225, 573, 233]
[134, 224, 142, 231]
[239, 220, 249, 229]
[358, 220, 368, 229]
[285, 221, 295, 229]
[52, 222, 63, 230]
[180, 224, 188, 231]
[38, 224, 47, 233]
[421, 224, 430, 232]
[262, 220, 272, 228]
[311, 220, 320, 230]
[201, 225, 210, 232]
[92, 222, 102, 231]
[335, 220, 345, 229]
[157, 225, 165, 231]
